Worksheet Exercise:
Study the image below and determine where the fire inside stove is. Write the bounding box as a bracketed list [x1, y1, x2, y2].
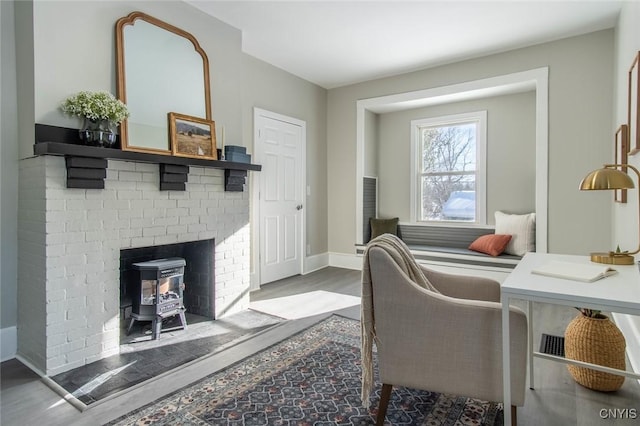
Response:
[141, 276, 181, 308]
[127, 257, 188, 340]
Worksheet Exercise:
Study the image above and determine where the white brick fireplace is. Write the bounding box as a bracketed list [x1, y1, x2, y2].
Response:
[17, 155, 251, 376]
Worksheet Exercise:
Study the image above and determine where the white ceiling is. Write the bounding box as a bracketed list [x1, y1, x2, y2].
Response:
[187, 1, 624, 89]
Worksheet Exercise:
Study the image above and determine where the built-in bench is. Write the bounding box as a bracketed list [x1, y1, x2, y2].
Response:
[356, 224, 522, 270]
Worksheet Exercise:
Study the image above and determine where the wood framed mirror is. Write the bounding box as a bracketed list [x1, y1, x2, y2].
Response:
[115, 12, 211, 154]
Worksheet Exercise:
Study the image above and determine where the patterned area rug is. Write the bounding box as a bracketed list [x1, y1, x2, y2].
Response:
[109, 315, 502, 425]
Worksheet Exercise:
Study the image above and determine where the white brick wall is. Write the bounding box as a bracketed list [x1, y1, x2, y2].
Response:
[17, 156, 251, 376]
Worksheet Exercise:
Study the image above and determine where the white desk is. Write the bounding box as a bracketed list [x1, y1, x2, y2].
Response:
[501, 252, 640, 426]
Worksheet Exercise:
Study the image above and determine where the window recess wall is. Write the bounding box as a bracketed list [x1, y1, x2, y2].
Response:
[381, 93, 535, 227]
[356, 68, 547, 248]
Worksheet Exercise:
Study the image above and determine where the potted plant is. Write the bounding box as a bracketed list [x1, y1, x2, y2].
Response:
[564, 307, 626, 391]
[61, 90, 129, 148]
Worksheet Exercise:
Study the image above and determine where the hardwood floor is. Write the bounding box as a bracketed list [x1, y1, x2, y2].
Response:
[1, 266, 639, 425]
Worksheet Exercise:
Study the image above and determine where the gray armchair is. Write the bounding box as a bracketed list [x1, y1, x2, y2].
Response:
[366, 245, 528, 425]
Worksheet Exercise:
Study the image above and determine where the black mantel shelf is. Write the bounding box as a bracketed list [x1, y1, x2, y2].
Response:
[35, 142, 260, 191]
[34, 142, 262, 172]
[33, 124, 260, 191]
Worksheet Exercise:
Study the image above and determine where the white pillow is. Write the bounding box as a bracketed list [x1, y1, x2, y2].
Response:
[494, 211, 536, 256]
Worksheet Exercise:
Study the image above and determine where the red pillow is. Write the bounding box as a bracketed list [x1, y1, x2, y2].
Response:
[469, 234, 512, 257]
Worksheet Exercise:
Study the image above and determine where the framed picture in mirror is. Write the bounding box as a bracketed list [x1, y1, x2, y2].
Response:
[169, 113, 217, 160]
[615, 124, 628, 203]
[629, 51, 639, 155]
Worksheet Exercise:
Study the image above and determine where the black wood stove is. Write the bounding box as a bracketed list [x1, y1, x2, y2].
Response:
[126, 257, 187, 340]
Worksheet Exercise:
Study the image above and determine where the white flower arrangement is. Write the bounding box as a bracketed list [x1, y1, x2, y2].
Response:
[61, 90, 129, 124]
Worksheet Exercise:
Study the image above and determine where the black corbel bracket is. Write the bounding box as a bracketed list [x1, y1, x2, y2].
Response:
[65, 156, 107, 189]
[225, 169, 247, 192]
[160, 164, 189, 191]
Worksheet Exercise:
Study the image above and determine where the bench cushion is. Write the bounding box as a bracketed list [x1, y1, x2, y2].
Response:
[355, 243, 521, 269]
[408, 247, 520, 269]
[406, 244, 521, 260]
[386, 224, 521, 269]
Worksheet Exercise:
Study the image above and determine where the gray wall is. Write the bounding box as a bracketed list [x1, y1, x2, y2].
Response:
[612, 1, 640, 370]
[241, 55, 328, 258]
[613, 2, 640, 254]
[364, 109, 379, 177]
[1, 0, 19, 359]
[2, 0, 328, 356]
[14, 0, 34, 162]
[328, 29, 614, 256]
[375, 92, 536, 222]
[29, 0, 243, 152]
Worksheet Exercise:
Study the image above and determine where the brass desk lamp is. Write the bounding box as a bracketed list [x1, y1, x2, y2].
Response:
[579, 164, 639, 265]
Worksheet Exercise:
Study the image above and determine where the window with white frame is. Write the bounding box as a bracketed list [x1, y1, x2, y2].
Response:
[411, 111, 487, 224]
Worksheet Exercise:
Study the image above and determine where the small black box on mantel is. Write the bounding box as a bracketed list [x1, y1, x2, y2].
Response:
[224, 145, 246, 154]
[224, 145, 251, 163]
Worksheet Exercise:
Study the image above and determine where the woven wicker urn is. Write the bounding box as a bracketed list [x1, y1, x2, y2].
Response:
[564, 313, 626, 391]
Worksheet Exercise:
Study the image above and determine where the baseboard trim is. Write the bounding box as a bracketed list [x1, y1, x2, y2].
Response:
[14, 353, 46, 377]
[0, 326, 17, 362]
[612, 313, 640, 381]
[303, 253, 329, 274]
[328, 252, 362, 270]
[249, 271, 260, 292]
[17, 354, 89, 412]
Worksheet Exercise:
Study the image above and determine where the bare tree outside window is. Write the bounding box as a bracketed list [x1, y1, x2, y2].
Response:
[420, 122, 477, 221]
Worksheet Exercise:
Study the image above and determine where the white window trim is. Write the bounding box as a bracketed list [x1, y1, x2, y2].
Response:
[410, 111, 487, 225]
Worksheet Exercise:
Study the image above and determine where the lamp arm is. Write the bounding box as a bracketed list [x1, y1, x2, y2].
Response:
[604, 163, 640, 256]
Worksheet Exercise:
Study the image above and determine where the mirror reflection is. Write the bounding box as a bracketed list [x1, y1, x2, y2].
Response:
[116, 12, 211, 153]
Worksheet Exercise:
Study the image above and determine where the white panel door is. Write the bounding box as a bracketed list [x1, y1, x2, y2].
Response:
[256, 112, 304, 285]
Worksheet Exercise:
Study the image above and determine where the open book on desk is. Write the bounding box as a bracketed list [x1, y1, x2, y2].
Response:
[531, 260, 618, 283]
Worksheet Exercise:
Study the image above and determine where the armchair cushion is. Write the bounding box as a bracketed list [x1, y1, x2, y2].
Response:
[420, 264, 501, 302]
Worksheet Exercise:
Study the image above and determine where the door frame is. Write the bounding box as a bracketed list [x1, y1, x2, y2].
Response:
[251, 107, 307, 289]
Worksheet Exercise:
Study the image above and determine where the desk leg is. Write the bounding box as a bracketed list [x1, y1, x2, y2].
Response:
[502, 294, 512, 426]
[528, 300, 535, 390]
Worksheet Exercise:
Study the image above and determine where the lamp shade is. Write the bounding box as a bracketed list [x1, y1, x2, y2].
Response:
[579, 167, 635, 191]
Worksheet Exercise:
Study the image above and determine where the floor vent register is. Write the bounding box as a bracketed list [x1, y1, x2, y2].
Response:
[539, 333, 565, 357]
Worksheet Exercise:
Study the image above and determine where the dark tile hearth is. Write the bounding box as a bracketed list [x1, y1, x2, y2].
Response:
[50, 310, 283, 406]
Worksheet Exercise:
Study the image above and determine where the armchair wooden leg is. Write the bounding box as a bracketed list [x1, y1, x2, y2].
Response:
[511, 405, 517, 426]
[376, 384, 393, 426]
